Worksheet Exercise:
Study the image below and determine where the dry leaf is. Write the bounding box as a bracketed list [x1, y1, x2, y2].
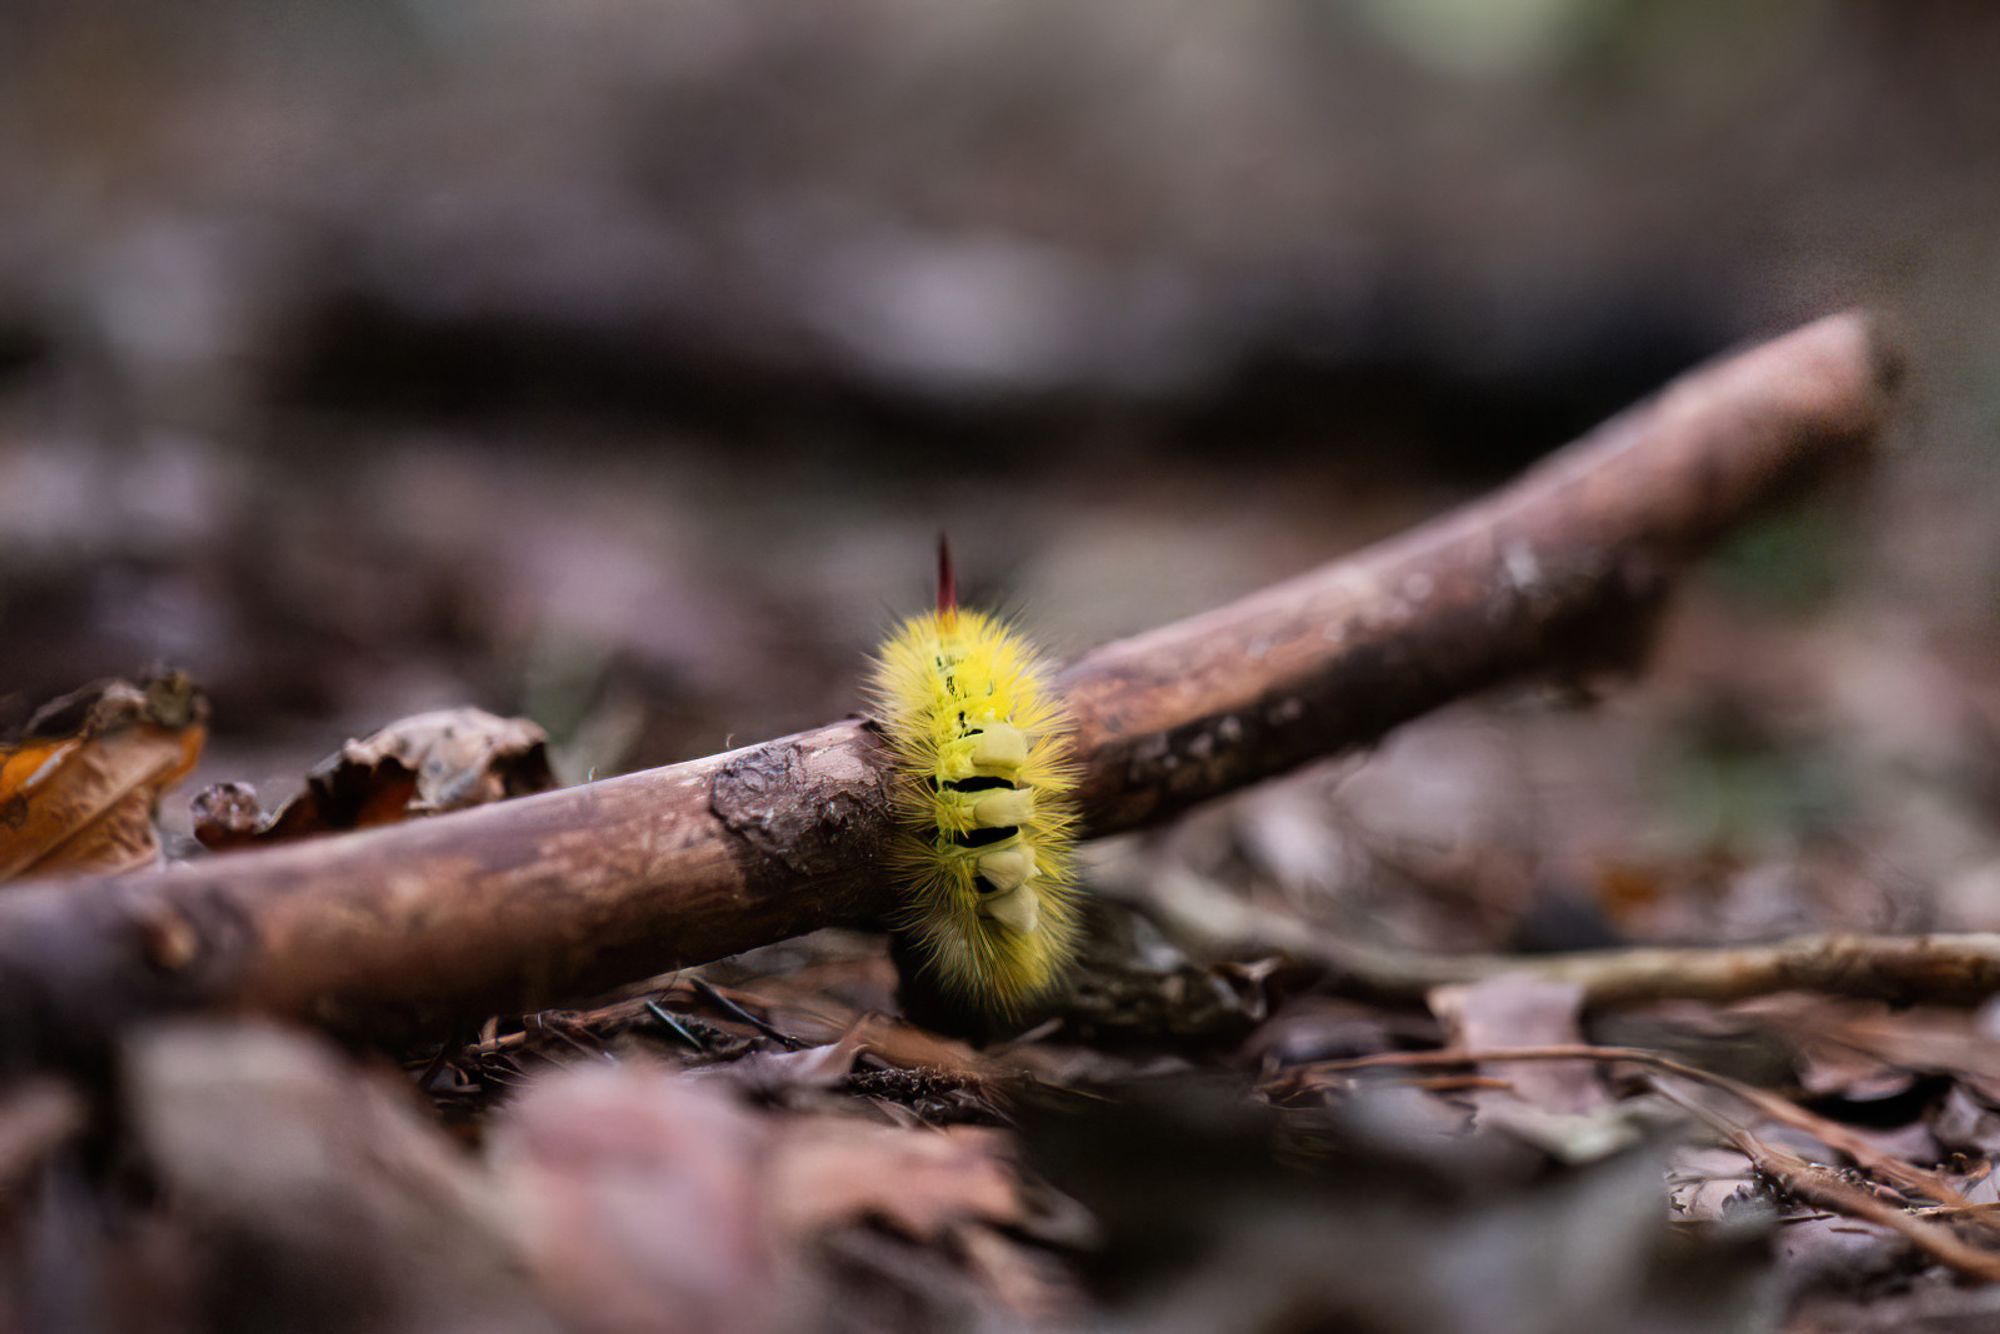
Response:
[494, 1065, 788, 1334]
[126, 1020, 561, 1334]
[0, 673, 206, 882]
[1429, 976, 1641, 1163]
[194, 707, 554, 850]
[770, 1119, 1026, 1242]
[1430, 976, 1606, 1116]
[492, 1062, 1070, 1331]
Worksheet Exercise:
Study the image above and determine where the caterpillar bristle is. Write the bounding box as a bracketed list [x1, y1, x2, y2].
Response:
[936, 534, 957, 613]
[868, 599, 1080, 1017]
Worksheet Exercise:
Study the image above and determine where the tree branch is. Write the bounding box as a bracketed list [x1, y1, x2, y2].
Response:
[0, 311, 1901, 1062]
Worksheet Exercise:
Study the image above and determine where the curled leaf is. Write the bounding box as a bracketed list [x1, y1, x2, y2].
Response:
[0, 673, 207, 881]
[194, 707, 555, 850]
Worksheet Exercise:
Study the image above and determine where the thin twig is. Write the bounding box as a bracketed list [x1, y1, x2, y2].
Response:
[1648, 1079, 2000, 1284]
[1145, 874, 2000, 1011]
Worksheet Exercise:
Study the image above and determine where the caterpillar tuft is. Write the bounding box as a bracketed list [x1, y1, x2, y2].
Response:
[867, 542, 1081, 1015]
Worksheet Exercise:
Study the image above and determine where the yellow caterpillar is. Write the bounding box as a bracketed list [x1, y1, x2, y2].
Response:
[868, 547, 1081, 1015]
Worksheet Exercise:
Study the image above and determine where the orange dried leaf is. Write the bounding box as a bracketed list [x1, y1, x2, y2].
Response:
[0, 675, 207, 882]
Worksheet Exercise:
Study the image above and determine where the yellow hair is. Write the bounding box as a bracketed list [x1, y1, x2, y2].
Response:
[869, 606, 1080, 1014]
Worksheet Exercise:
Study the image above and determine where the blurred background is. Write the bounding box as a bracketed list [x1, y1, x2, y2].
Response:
[3, 0, 2000, 955]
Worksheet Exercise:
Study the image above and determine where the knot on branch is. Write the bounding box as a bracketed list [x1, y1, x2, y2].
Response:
[711, 730, 895, 881]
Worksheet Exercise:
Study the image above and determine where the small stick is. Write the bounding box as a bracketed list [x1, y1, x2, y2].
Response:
[1649, 1080, 2000, 1284]
[1144, 878, 2000, 1011]
[1322, 1042, 2000, 1281]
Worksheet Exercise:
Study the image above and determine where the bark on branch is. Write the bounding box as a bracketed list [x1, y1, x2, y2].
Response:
[0, 312, 1901, 1062]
